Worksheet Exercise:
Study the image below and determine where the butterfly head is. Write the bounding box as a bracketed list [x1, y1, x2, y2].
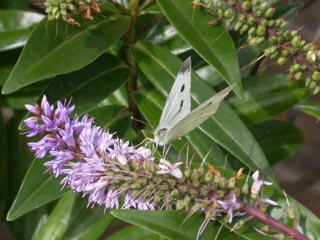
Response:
[154, 128, 169, 146]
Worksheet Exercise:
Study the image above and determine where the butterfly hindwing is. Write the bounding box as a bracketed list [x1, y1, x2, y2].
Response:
[166, 84, 234, 142]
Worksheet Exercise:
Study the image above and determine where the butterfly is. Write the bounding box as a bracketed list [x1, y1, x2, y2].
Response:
[154, 57, 234, 146]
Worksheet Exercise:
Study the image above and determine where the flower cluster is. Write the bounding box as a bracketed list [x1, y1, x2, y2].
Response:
[23, 96, 307, 239]
[195, 0, 320, 94]
[44, 0, 102, 26]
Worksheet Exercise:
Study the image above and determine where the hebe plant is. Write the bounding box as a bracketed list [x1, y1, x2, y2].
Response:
[1, 0, 320, 240]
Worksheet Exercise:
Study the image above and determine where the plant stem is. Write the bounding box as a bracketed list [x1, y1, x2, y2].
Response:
[125, 0, 141, 130]
[242, 204, 308, 240]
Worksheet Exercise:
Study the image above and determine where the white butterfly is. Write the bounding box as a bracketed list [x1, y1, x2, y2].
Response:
[154, 57, 234, 146]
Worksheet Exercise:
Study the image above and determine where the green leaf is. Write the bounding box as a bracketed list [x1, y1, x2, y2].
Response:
[7, 158, 67, 221]
[131, 42, 275, 181]
[249, 120, 304, 165]
[228, 74, 309, 123]
[43, 54, 130, 115]
[144, 21, 190, 55]
[88, 105, 132, 138]
[2, 16, 130, 94]
[107, 226, 162, 240]
[112, 210, 240, 240]
[0, 10, 44, 52]
[18, 55, 129, 130]
[1, 81, 47, 109]
[36, 192, 113, 240]
[157, 0, 242, 96]
[299, 101, 320, 119]
[274, 2, 304, 20]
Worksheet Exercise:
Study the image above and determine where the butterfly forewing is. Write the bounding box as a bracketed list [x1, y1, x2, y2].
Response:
[166, 85, 234, 142]
[156, 57, 192, 133]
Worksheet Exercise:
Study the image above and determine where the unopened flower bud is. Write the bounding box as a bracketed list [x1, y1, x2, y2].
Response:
[241, 1, 251, 11]
[312, 71, 320, 81]
[277, 57, 287, 66]
[313, 86, 320, 94]
[256, 25, 266, 36]
[264, 8, 275, 18]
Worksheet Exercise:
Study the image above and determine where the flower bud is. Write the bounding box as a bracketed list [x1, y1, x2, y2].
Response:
[241, 1, 251, 11]
[277, 57, 287, 66]
[264, 8, 275, 18]
[312, 71, 320, 81]
[256, 26, 266, 36]
[247, 16, 255, 26]
[313, 86, 320, 95]
[307, 51, 317, 63]
[294, 71, 304, 80]
[242, 182, 248, 195]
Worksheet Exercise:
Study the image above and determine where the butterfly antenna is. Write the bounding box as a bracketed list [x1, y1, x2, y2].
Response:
[130, 116, 149, 126]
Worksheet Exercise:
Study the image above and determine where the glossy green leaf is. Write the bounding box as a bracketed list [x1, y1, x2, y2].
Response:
[37, 192, 113, 240]
[7, 158, 67, 221]
[88, 105, 132, 138]
[274, 2, 303, 20]
[43, 54, 130, 115]
[107, 226, 162, 240]
[1, 81, 47, 109]
[112, 167, 320, 240]
[298, 101, 320, 119]
[112, 210, 241, 240]
[228, 74, 309, 123]
[0, 10, 44, 52]
[132, 42, 275, 181]
[249, 120, 304, 165]
[157, 0, 242, 96]
[1, 0, 30, 9]
[3, 16, 130, 94]
[144, 21, 190, 55]
[18, 55, 129, 130]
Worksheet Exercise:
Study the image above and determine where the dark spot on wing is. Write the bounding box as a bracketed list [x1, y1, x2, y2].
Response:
[206, 101, 213, 106]
[180, 84, 185, 92]
[178, 100, 184, 113]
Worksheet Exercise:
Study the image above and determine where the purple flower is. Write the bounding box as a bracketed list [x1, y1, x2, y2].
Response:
[108, 139, 134, 166]
[46, 150, 74, 177]
[23, 118, 46, 137]
[28, 135, 59, 158]
[217, 194, 242, 223]
[40, 95, 53, 118]
[157, 159, 183, 178]
[251, 171, 273, 196]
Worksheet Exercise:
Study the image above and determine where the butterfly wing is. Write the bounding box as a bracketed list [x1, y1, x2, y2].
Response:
[165, 84, 234, 142]
[154, 58, 192, 145]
